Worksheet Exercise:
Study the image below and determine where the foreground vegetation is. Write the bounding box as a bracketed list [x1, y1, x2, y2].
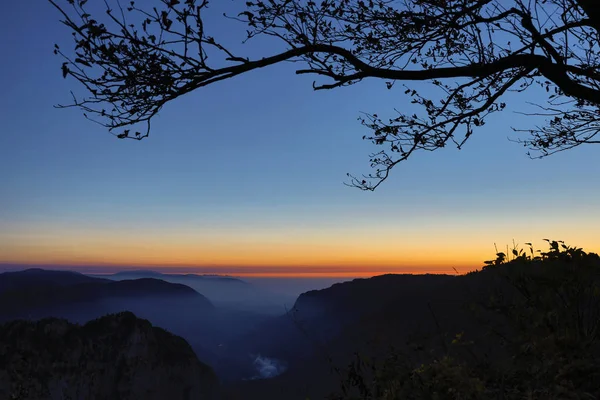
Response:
[333, 240, 600, 400]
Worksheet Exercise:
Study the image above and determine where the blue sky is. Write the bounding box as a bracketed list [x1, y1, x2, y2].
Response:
[0, 1, 598, 275]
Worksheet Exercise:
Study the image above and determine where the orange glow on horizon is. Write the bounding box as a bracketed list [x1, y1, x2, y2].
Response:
[0, 228, 489, 276]
[2, 219, 598, 278]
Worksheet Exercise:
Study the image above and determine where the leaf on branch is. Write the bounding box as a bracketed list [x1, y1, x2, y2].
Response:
[61, 63, 69, 79]
[117, 130, 130, 139]
[75, 58, 91, 67]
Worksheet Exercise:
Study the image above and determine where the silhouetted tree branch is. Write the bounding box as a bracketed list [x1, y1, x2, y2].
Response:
[50, 0, 600, 190]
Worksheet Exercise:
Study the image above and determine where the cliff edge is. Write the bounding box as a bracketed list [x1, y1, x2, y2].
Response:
[0, 312, 218, 400]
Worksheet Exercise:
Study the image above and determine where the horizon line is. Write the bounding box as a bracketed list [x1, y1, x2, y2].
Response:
[0, 262, 477, 278]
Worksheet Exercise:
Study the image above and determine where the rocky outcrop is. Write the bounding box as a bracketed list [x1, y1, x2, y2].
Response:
[0, 312, 218, 400]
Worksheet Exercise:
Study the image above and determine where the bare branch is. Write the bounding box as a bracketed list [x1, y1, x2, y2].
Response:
[48, 0, 600, 188]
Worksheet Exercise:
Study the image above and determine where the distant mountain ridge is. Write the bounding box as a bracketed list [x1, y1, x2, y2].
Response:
[0, 268, 111, 293]
[0, 269, 213, 320]
[100, 270, 247, 284]
[92, 269, 292, 315]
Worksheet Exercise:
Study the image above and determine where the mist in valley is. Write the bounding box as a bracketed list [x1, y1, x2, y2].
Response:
[93, 270, 353, 316]
[0, 268, 354, 384]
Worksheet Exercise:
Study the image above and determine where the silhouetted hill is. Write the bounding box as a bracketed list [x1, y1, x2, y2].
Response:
[94, 270, 289, 315]
[0, 268, 110, 293]
[293, 273, 455, 322]
[0, 312, 218, 399]
[100, 277, 205, 297]
[0, 270, 213, 319]
[109, 270, 246, 284]
[232, 274, 455, 361]
[110, 269, 164, 277]
[222, 271, 511, 399]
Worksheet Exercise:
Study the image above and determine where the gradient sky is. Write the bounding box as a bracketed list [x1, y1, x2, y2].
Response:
[0, 1, 598, 277]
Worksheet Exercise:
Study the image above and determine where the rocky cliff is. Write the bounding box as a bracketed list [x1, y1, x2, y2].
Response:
[0, 312, 218, 400]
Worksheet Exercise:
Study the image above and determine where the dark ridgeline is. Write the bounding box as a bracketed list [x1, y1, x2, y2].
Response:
[0, 269, 213, 322]
[108, 270, 245, 284]
[0, 268, 110, 292]
[93, 270, 290, 315]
